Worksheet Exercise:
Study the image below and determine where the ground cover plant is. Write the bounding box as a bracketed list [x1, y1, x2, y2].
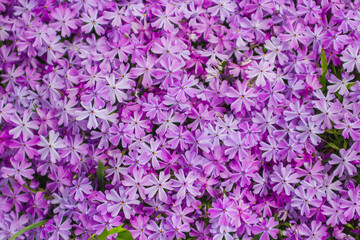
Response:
[1, 0, 360, 239]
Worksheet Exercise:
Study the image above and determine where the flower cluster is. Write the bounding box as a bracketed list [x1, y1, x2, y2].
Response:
[1, 0, 360, 239]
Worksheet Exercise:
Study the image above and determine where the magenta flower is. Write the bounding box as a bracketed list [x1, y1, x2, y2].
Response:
[226, 80, 256, 113]
[291, 186, 322, 217]
[8, 135, 39, 161]
[246, 60, 276, 87]
[0, 99, 14, 123]
[80, 8, 107, 35]
[252, 217, 279, 240]
[130, 54, 157, 87]
[9, 110, 39, 141]
[106, 187, 140, 219]
[151, 5, 181, 32]
[69, 175, 93, 201]
[76, 102, 109, 130]
[279, 22, 310, 50]
[335, 114, 360, 140]
[270, 164, 299, 195]
[223, 131, 249, 160]
[36, 107, 58, 136]
[106, 73, 133, 104]
[1, 158, 34, 185]
[299, 221, 328, 240]
[321, 200, 347, 227]
[48, 214, 72, 240]
[329, 148, 359, 177]
[130, 215, 150, 240]
[60, 134, 89, 165]
[50, 4, 78, 37]
[122, 167, 152, 199]
[145, 172, 173, 203]
[47, 166, 72, 193]
[208, 198, 236, 226]
[38, 130, 66, 163]
[171, 169, 200, 203]
[208, 0, 237, 21]
[296, 120, 324, 145]
[92, 214, 122, 236]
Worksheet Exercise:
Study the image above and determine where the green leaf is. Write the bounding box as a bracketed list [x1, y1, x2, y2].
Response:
[274, 213, 279, 222]
[326, 142, 340, 151]
[116, 229, 134, 240]
[347, 82, 357, 90]
[97, 159, 105, 192]
[320, 49, 328, 92]
[108, 226, 126, 235]
[10, 220, 49, 240]
[252, 233, 262, 240]
[88, 225, 134, 240]
[346, 223, 355, 230]
[96, 228, 109, 240]
[325, 128, 335, 134]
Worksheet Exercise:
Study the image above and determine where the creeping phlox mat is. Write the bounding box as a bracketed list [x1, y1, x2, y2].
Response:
[1, 0, 360, 240]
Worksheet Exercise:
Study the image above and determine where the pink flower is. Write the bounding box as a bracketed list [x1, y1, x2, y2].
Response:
[38, 130, 66, 163]
[253, 217, 279, 240]
[1, 158, 34, 185]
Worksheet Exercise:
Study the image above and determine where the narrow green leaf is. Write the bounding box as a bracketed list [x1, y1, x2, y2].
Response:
[97, 228, 109, 240]
[326, 142, 340, 151]
[274, 213, 279, 223]
[108, 226, 126, 235]
[347, 82, 357, 90]
[88, 233, 97, 240]
[97, 160, 105, 192]
[90, 226, 133, 240]
[252, 233, 262, 240]
[10, 220, 49, 240]
[116, 229, 134, 240]
[346, 223, 354, 230]
[320, 49, 328, 92]
[325, 128, 335, 134]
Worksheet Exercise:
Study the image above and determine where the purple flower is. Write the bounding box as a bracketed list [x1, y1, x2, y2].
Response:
[321, 200, 347, 227]
[50, 4, 78, 37]
[279, 22, 309, 50]
[38, 130, 66, 163]
[145, 171, 173, 203]
[226, 80, 256, 113]
[80, 8, 107, 35]
[246, 60, 276, 87]
[270, 163, 299, 195]
[122, 167, 152, 199]
[1, 158, 34, 185]
[329, 148, 359, 177]
[151, 5, 181, 32]
[252, 217, 279, 240]
[208, 198, 236, 226]
[171, 169, 200, 203]
[69, 175, 93, 201]
[208, 0, 237, 21]
[164, 215, 190, 240]
[106, 187, 140, 219]
[9, 110, 39, 141]
[296, 120, 323, 145]
[76, 102, 109, 130]
[299, 221, 328, 240]
[130, 215, 150, 240]
[49, 214, 72, 240]
[291, 186, 321, 217]
[223, 131, 249, 160]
